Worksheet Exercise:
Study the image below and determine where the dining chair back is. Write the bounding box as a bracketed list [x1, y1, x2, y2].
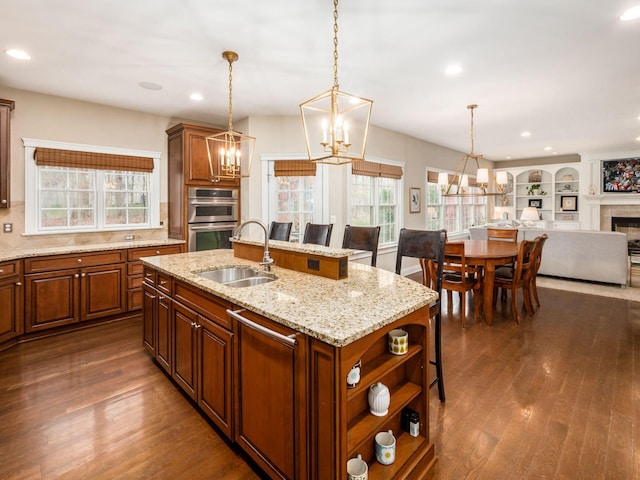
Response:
[440, 241, 481, 328]
[493, 238, 538, 323]
[487, 227, 518, 242]
[529, 233, 548, 309]
[395, 228, 447, 401]
[268, 221, 293, 241]
[302, 222, 333, 246]
[342, 225, 381, 266]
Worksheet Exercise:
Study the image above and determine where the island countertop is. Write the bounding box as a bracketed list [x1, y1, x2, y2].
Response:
[141, 249, 438, 347]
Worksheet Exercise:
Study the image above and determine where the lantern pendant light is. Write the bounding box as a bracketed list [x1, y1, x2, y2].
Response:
[206, 51, 255, 180]
[300, 0, 373, 165]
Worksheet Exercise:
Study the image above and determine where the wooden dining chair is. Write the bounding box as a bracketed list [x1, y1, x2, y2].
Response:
[440, 241, 482, 328]
[342, 225, 381, 267]
[302, 222, 333, 246]
[268, 221, 292, 241]
[493, 238, 538, 323]
[487, 227, 518, 242]
[395, 228, 447, 401]
[528, 233, 548, 310]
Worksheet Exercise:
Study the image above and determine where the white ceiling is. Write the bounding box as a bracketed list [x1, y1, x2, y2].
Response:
[1, 0, 639, 161]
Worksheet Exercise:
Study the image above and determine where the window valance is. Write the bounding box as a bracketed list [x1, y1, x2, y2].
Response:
[353, 160, 403, 179]
[273, 160, 317, 177]
[34, 148, 154, 173]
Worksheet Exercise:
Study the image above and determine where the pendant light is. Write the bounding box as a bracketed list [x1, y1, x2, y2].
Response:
[438, 104, 508, 198]
[206, 51, 255, 180]
[300, 0, 373, 165]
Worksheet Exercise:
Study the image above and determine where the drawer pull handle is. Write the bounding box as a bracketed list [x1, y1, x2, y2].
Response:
[81, 273, 86, 277]
[145, 273, 152, 277]
[16, 282, 22, 286]
[159, 280, 167, 285]
[156, 250, 160, 255]
[0, 269, 3, 273]
[227, 309, 297, 346]
[74, 274, 80, 278]
[158, 295, 165, 300]
[1, 199, 6, 204]
[77, 258, 82, 263]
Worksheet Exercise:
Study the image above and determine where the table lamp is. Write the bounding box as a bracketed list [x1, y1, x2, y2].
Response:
[520, 207, 539, 227]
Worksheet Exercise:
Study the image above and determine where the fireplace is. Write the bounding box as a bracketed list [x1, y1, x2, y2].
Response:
[612, 217, 640, 254]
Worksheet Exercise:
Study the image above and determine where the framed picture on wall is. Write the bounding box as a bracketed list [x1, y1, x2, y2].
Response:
[409, 187, 421, 213]
[561, 195, 578, 211]
[528, 198, 542, 208]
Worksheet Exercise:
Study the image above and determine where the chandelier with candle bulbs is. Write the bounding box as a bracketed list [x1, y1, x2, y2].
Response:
[299, 0, 373, 165]
[439, 104, 508, 198]
[206, 51, 255, 180]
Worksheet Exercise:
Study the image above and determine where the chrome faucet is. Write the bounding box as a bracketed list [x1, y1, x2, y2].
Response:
[232, 220, 274, 271]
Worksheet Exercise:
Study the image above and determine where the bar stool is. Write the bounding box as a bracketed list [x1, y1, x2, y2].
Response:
[268, 221, 292, 241]
[302, 222, 333, 246]
[395, 228, 447, 402]
[342, 225, 380, 266]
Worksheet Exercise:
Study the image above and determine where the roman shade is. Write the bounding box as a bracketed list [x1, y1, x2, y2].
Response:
[34, 148, 154, 172]
[352, 160, 403, 179]
[273, 160, 317, 177]
[428, 171, 478, 187]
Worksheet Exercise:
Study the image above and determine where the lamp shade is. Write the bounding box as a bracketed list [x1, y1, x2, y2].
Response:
[520, 207, 539, 221]
[496, 171, 508, 185]
[476, 168, 489, 184]
[438, 172, 449, 186]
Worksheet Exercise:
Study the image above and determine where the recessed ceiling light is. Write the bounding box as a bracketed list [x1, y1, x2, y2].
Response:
[636, 136, 640, 141]
[190, 93, 204, 101]
[544, 146, 552, 151]
[138, 81, 162, 91]
[521, 131, 531, 137]
[5, 49, 31, 60]
[445, 65, 463, 75]
[505, 156, 512, 160]
[620, 6, 640, 20]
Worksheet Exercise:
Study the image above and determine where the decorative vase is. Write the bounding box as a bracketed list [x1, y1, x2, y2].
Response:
[368, 382, 390, 416]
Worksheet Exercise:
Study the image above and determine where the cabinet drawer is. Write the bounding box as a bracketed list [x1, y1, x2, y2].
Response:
[128, 275, 143, 289]
[25, 250, 126, 273]
[0, 259, 21, 279]
[128, 262, 144, 276]
[127, 244, 184, 262]
[156, 272, 171, 296]
[173, 280, 232, 330]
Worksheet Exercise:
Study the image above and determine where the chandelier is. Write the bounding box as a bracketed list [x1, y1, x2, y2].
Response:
[299, 0, 373, 165]
[206, 51, 255, 180]
[438, 104, 508, 198]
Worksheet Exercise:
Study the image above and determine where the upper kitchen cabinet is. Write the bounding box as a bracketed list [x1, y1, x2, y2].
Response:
[0, 99, 15, 208]
[166, 122, 239, 240]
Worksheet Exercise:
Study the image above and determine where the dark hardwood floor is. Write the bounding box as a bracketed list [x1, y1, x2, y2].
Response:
[1, 283, 638, 479]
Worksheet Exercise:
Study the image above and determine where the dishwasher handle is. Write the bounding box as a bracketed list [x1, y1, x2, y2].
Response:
[227, 309, 297, 347]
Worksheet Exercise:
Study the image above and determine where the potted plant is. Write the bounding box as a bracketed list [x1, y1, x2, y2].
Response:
[527, 184, 547, 196]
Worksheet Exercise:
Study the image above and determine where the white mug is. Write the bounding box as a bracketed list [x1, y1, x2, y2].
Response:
[375, 430, 396, 465]
[347, 453, 368, 480]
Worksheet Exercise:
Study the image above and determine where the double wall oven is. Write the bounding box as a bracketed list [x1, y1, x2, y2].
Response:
[187, 187, 238, 252]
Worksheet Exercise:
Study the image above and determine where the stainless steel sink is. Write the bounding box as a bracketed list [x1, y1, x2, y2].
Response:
[196, 266, 276, 287]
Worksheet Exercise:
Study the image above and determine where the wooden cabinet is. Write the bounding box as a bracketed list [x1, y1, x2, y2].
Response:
[0, 260, 23, 343]
[171, 279, 235, 438]
[142, 268, 172, 374]
[0, 99, 15, 209]
[24, 251, 126, 332]
[127, 244, 183, 311]
[230, 308, 307, 480]
[166, 122, 238, 240]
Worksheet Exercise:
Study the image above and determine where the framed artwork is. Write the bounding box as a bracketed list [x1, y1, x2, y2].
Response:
[561, 195, 578, 211]
[528, 198, 542, 208]
[602, 158, 640, 192]
[409, 187, 421, 213]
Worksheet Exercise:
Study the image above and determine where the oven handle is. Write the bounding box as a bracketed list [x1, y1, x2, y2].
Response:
[189, 224, 237, 231]
[189, 199, 238, 206]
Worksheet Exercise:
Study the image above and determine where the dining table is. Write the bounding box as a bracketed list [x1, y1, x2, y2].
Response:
[447, 239, 520, 325]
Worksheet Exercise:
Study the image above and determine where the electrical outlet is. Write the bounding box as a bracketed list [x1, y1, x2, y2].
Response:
[124, 234, 135, 241]
[330, 215, 336, 224]
[3, 223, 12, 233]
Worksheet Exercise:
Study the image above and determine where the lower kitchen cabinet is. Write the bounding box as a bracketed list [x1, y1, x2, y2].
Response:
[230, 308, 308, 480]
[142, 279, 172, 374]
[0, 260, 23, 344]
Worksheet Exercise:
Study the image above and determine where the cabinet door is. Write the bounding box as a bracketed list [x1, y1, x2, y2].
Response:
[172, 301, 198, 400]
[0, 277, 23, 343]
[232, 309, 306, 480]
[198, 315, 233, 438]
[25, 269, 79, 332]
[81, 264, 126, 321]
[156, 294, 172, 374]
[0, 99, 14, 209]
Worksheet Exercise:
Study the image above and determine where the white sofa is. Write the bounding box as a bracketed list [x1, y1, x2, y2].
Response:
[468, 226, 628, 287]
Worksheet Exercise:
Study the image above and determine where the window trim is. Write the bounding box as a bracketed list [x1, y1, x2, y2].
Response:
[23, 138, 161, 235]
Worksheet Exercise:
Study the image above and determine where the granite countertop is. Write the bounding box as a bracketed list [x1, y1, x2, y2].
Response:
[141, 249, 438, 347]
[0, 239, 185, 263]
[232, 238, 354, 257]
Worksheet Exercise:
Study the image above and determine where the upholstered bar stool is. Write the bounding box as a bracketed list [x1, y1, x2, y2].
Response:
[302, 222, 333, 246]
[268, 221, 293, 241]
[342, 225, 380, 266]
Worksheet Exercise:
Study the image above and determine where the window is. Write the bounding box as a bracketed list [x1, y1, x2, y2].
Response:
[264, 157, 325, 243]
[24, 139, 160, 235]
[350, 160, 402, 244]
[426, 171, 488, 235]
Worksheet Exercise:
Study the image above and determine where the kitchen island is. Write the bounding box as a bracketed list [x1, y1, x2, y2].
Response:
[141, 248, 438, 479]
